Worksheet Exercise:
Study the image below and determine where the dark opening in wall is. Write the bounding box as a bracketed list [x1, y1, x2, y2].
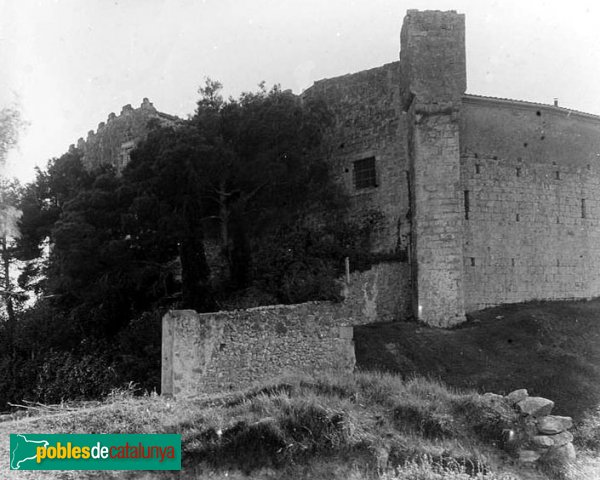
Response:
[524, 142, 528, 148]
[516, 167, 521, 177]
[557, 259, 560, 267]
[516, 213, 520, 222]
[582, 199, 586, 218]
[470, 257, 475, 266]
[475, 164, 481, 174]
[536, 110, 541, 116]
[353, 157, 377, 189]
[556, 171, 560, 180]
[464, 190, 470, 220]
[511, 258, 515, 267]
[557, 216, 560, 224]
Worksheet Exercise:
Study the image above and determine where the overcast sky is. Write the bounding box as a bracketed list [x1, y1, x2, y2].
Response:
[2, 0, 600, 181]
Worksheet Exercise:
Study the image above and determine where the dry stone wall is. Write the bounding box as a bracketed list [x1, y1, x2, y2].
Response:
[162, 261, 410, 397]
[482, 389, 576, 468]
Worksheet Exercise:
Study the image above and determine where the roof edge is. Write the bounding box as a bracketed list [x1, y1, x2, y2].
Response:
[463, 93, 600, 123]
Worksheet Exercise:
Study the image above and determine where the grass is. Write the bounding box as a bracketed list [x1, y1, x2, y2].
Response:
[4, 371, 595, 480]
[4, 298, 600, 478]
[355, 298, 600, 420]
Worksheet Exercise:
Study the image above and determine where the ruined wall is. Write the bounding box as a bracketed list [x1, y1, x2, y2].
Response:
[162, 304, 355, 396]
[162, 261, 408, 397]
[460, 96, 600, 311]
[342, 261, 412, 322]
[303, 63, 410, 253]
[74, 98, 179, 172]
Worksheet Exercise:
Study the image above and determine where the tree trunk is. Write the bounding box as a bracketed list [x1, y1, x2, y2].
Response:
[1, 236, 15, 342]
[180, 203, 213, 312]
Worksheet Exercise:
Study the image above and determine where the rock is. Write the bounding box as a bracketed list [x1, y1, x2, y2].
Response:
[532, 435, 554, 448]
[517, 397, 554, 417]
[518, 450, 541, 463]
[506, 389, 528, 404]
[483, 392, 504, 402]
[549, 431, 574, 447]
[537, 415, 573, 434]
[548, 442, 576, 462]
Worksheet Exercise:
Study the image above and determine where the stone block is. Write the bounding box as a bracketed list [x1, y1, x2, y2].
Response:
[532, 435, 554, 448]
[506, 389, 528, 405]
[518, 450, 541, 463]
[550, 431, 574, 447]
[537, 415, 573, 434]
[547, 442, 576, 462]
[517, 397, 554, 417]
[339, 326, 354, 340]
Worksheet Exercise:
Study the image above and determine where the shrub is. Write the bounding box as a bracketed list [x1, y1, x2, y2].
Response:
[35, 350, 118, 404]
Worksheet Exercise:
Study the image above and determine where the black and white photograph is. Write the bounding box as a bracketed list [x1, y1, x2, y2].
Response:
[2, 1, 600, 478]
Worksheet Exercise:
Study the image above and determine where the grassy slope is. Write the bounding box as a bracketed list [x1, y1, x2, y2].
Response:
[3, 371, 600, 480]
[3, 299, 600, 479]
[0, 373, 539, 480]
[355, 299, 600, 420]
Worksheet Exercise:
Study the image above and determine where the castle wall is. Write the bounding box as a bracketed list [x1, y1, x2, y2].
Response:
[460, 96, 600, 311]
[76, 98, 179, 172]
[162, 261, 408, 397]
[401, 10, 467, 327]
[304, 63, 410, 253]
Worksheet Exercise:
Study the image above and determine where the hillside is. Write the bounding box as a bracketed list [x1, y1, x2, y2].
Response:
[2, 371, 600, 480]
[356, 298, 600, 420]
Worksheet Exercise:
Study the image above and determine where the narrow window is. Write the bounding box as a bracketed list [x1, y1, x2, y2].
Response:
[475, 164, 481, 174]
[582, 199, 586, 218]
[464, 190, 470, 220]
[555, 171, 560, 180]
[516, 213, 520, 222]
[353, 157, 377, 189]
[511, 258, 515, 267]
[470, 257, 475, 266]
[557, 259, 560, 267]
[516, 167, 521, 177]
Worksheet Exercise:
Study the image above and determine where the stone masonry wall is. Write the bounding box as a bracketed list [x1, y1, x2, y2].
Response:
[74, 98, 179, 172]
[342, 261, 412, 322]
[461, 96, 600, 311]
[303, 63, 410, 253]
[162, 261, 409, 397]
[162, 304, 355, 397]
[401, 10, 467, 327]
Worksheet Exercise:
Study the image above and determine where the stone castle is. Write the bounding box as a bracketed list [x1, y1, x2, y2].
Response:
[76, 10, 600, 329]
[69, 98, 179, 173]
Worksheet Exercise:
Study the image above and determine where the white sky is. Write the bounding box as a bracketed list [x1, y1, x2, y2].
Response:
[2, 0, 600, 181]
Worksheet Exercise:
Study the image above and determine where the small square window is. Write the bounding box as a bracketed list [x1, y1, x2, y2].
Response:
[353, 157, 377, 189]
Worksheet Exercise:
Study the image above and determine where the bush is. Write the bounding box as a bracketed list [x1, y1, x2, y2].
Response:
[35, 350, 118, 404]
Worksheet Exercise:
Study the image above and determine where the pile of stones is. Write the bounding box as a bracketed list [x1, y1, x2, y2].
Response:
[508, 389, 575, 465]
[483, 388, 576, 467]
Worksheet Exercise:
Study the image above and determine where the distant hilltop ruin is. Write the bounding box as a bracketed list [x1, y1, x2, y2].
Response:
[75, 10, 600, 328]
[70, 97, 179, 173]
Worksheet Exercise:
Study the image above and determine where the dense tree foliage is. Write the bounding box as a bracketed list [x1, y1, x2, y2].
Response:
[0, 82, 381, 410]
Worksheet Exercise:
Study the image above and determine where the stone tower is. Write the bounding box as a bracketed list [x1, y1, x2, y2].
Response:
[400, 10, 467, 327]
